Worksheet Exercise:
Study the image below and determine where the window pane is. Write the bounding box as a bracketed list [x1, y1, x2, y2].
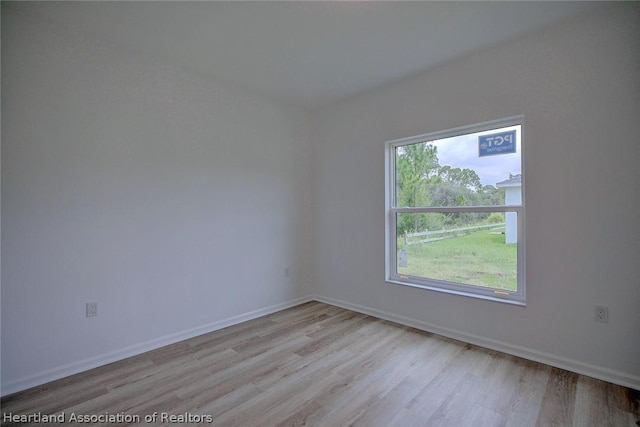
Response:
[395, 125, 521, 207]
[396, 212, 517, 291]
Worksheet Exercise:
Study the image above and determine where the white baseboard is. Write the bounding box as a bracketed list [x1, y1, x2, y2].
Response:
[312, 294, 640, 390]
[1, 295, 314, 397]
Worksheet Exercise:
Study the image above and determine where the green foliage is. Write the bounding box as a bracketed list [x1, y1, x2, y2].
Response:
[395, 143, 439, 234]
[434, 165, 482, 192]
[487, 212, 505, 224]
[396, 213, 445, 238]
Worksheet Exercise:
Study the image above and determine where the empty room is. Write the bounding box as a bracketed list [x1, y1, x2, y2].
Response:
[1, 1, 639, 426]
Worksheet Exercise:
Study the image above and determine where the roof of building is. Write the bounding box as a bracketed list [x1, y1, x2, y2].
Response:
[495, 175, 522, 187]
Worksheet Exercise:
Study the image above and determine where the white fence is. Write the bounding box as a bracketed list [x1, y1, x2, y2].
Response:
[405, 223, 505, 245]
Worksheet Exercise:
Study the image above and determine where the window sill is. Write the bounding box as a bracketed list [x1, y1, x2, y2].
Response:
[386, 279, 526, 307]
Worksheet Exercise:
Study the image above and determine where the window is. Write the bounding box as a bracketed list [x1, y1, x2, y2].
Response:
[385, 116, 525, 305]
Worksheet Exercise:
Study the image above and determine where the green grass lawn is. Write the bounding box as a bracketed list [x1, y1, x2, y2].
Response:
[398, 230, 517, 291]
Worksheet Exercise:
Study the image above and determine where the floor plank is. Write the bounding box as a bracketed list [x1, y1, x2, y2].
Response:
[536, 367, 579, 426]
[2, 302, 638, 427]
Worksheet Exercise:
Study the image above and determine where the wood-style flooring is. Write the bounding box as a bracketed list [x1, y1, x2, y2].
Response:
[2, 301, 638, 426]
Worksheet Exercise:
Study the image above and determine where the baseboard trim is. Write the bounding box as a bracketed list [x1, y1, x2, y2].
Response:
[312, 295, 640, 390]
[1, 295, 314, 397]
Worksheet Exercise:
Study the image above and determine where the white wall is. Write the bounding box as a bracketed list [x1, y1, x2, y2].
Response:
[312, 4, 640, 388]
[1, 7, 313, 394]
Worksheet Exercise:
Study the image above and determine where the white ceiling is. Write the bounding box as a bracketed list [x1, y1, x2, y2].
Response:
[14, 1, 605, 110]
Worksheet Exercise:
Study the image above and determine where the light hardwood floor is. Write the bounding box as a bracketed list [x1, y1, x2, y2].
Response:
[2, 301, 638, 426]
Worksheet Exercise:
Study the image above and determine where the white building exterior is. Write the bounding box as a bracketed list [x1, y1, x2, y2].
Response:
[496, 176, 521, 244]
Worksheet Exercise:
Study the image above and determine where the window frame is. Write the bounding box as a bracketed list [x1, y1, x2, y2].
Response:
[385, 116, 526, 306]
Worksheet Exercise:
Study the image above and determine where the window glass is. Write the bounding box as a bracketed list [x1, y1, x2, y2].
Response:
[396, 212, 517, 292]
[394, 126, 521, 208]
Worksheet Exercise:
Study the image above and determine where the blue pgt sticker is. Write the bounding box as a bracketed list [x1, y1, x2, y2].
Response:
[479, 130, 516, 157]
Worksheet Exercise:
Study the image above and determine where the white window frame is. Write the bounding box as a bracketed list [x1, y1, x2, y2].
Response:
[385, 116, 526, 306]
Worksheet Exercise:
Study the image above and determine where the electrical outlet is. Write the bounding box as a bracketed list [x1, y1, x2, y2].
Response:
[86, 302, 98, 317]
[595, 305, 608, 323]
[284, 267, 290, 278]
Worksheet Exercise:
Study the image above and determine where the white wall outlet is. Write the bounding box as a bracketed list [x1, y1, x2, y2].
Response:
[284, 267, 290, 278]
[86, 302, 98, 317]
[595, 305, 608, 323]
